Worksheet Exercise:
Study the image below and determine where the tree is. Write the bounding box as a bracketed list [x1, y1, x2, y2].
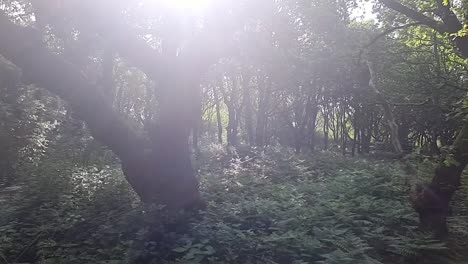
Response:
[378, 0, 468, 236]
[0, 0, 226, 209]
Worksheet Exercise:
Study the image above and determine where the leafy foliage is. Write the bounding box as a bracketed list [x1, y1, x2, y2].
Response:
[0, 0, 468, 263]
[1, 146, 467, 264]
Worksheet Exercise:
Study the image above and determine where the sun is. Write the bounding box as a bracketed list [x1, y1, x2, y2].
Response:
[163, 0, 212, 12]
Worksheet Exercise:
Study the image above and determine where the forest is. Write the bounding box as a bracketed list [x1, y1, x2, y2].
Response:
[0, 0, 468, 263]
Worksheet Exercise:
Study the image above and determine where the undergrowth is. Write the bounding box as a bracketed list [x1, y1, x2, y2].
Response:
[1, 145, 468, 264]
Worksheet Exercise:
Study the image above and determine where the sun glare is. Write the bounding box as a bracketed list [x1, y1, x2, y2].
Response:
[163, 0, 212, 12]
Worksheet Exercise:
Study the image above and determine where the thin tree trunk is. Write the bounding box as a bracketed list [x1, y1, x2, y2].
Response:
[293, 89, 313, 154]
[309, 102, 319, 151]
[352, 109, 358, 157]
[367, 61, 403, 154]
[242, 74, 254, 146]
[362, 126, 371, 154]
[341, 105, 347, 156]
[330, 107, 338, 142]
[323, 105, 329, 150]
[256, 76, 269, 147]
[223, 76, 239, 147]
[192, 121, 200, 153]
[191, 90, 202, 154]
[226, 104, 238, 147]
[213, 86, 223, 144]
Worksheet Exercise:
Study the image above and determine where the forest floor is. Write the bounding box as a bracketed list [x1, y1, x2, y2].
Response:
[1, 146, 468, 264]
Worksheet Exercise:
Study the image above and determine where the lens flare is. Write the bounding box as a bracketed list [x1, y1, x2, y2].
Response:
[163, 0, 212, 12]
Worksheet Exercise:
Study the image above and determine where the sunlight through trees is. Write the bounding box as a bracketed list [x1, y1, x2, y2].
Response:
[0, 0, 467, 263]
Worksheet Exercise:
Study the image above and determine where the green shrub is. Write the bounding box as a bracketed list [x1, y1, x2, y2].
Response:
[1, 146, 467, 264]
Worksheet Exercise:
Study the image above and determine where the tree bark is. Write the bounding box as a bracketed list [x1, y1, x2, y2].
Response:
[226, 103, 239, 147]
[412, 124, 468, 237]
[256, 76, 270, 147]
[322, 105, 329, 150]
[213, 86, 223, 144]
[352, 107, 359, 156]
[341, 104, 347, 156]
[242, 74, 254, 146]
[367, 61, 403, 154]
[309, 102, 319, 151]
[222, 76, 239, 147]
[191, 88, 203, 154]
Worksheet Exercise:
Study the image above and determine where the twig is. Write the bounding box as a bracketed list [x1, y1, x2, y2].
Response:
[15, 231, 45, 263]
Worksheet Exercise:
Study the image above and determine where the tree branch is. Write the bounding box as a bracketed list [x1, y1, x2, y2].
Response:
[358, 22, 422, 64]
[49, 0, 224, 85]
[0, 12, 146, 162]
[378, 0, 448, 33]
[391, 98, 431, 106]
[434, 0, 463, 33]
[364, 22, 422, 49]
[379, 0, 468, 58]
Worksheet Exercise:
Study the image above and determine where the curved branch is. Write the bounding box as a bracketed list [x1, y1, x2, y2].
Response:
[0, 12, 146, 162]
[379, 0, 468, 58]
[358, 22, 422, 64]
[378, 0, 448, 33]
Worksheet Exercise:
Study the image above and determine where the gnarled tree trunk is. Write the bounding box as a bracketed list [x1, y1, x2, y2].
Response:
[0, 12, 203, 210]
[412, 124, 468, 237]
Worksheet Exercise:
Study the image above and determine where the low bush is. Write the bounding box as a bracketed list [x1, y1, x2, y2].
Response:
[1, 145, 467, 264]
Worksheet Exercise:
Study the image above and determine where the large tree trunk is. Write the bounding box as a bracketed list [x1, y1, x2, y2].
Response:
[124, 119, 201, 209]
[412, 124, 468, 237]
[0, 13, 203, 210]
[136, 104, 202, 208]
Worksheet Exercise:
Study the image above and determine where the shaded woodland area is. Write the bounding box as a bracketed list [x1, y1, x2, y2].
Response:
[1, 0, 468, 263]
